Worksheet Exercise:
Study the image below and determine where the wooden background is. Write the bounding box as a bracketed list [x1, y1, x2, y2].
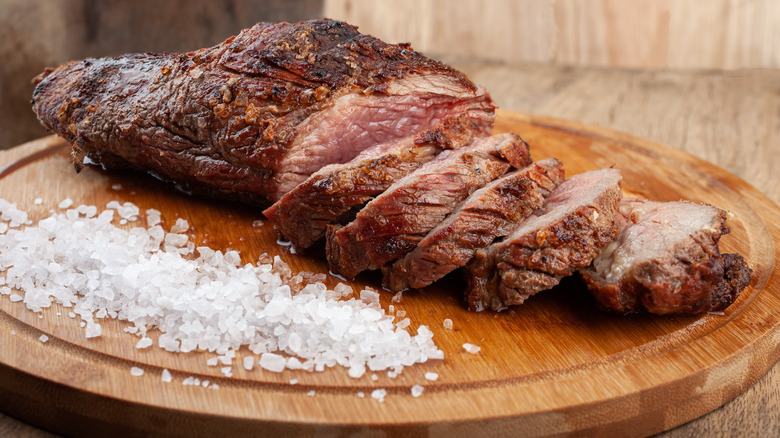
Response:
[1, 0, 779, 436]
[325, 0, 780, 70]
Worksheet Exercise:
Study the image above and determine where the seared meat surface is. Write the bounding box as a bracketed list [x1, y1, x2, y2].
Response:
[580, 199, 753, 314]
[464, 168, 622, 311]
[383, 158, 565, 292]
[326, 133, 532, 279]
[263, 114, 486, 249]
[32, 19, 494, 204]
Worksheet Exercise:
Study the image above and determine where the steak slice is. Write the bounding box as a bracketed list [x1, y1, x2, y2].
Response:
[327, 133, 532, 279]
[262, 114, 486, 250]
[31, 19, 494, 205]
[464, 168, 622, 312]
[580, 199, 753, 314]
[382, 158, 565, 292]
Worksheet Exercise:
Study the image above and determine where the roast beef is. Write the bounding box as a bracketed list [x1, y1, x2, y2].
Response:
[382, 158, 565, 292]
[31, 19, 495, 204]
[262, 114, 486, 249]
[327, 133, 532, 279]
[580, 199, 753, 314]
[464, 168, 622, 311]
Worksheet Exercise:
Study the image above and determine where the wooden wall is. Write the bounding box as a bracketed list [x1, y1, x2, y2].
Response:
[324, 0, 780, 70]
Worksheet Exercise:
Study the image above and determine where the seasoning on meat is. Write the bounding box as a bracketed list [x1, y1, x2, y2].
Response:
[464, 168, 622, 312]
[326, 133, 532, 279]
[382, 158, 565, 292]
[31, 19, 495, 205]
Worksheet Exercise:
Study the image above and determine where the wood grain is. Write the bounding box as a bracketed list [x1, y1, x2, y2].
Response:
[324, 0, 780, 70]
[0, 112, 778, 437]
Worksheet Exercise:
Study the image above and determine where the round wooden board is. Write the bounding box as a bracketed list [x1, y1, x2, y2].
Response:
[0, 110, 778, 437]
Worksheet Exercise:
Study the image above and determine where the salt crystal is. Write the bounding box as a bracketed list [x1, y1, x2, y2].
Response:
[252, 219, 264, 228]
[221, 367, 233, 377]
[164, 233, 189, 248]
[348, 364, 366, 379]
[33, 198, 43, 205]
[391, 291, 403, 303]
[85, 321, 102, 338]
[286, 357, 303, 370]
[424, 372, 439, 381]
[9, 294, 22, 302]
[443, 319, 453, 330]
[307, 390, 316, 397]
[463, 343, 481, 354]
[39, 334, 49, 343]
[259, 352, 286, 373]
[161, 369, 172, 382]
[146, 209, 161, 227]
[206, 358, 219, 367]
[371, 389, 387, 402]
[356, 392, 365, 398]
[136, 337, 153, 349]
[411, 385, 424, 397]
[289, 378, 298, 385]
[58, 198, 73, 209]
[243, 356, 255, 371]
[130, 367, 144, 376]
[170, 218, 189, 233]
[360, 288, 380, 304]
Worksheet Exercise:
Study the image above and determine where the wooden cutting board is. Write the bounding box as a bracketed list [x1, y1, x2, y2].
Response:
[0, 110, 778, 437]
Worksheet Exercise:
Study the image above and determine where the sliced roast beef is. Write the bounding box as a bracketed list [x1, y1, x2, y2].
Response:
[382, 158, 565, 292]
[327, 133, 532, 279]
[464, 168, 622, 311]
[262, 114, 486, 249]
[580, 199, 752, 314]
[32, 19, 495, 204]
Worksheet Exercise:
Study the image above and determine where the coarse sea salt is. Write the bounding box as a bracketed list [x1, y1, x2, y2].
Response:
[463, 343, 481, 354]
[136, 337, 153, 349]
[371, 388, 387, 402]
[0, 198, 443, 377]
